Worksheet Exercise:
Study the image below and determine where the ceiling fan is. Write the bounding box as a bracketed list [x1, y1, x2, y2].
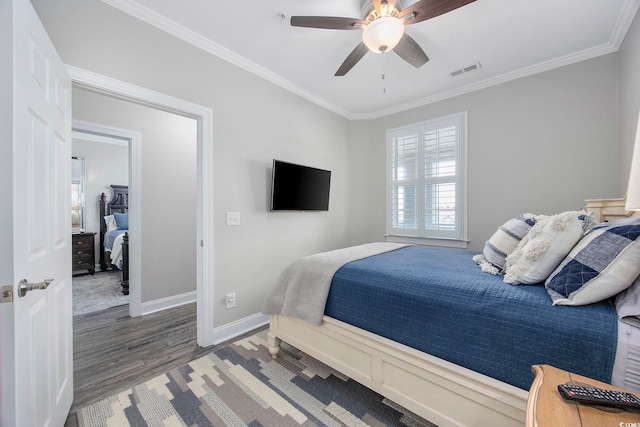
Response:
[290, 0, 476, 76]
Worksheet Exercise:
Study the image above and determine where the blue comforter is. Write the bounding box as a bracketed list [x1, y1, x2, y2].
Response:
[324, 245, 618, 390]
[104, 229, 127, 251]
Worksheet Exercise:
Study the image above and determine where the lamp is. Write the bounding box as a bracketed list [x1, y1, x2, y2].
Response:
[362, 16, 405, 53]
[625, 111, 640, 211]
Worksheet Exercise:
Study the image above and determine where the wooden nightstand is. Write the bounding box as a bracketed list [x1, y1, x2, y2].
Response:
[527, 364, 640, 426]
[72, 232, 96, 275]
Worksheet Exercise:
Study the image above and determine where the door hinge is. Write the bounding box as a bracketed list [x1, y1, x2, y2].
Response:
[1, 285, 13, 303]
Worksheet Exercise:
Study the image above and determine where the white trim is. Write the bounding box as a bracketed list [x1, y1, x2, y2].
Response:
[67, 65, 217, 347]
[211, 313, 269, 346]
[611, 0, 640, 50]
[459, 111, 469, 244]
[71, 119, 143, 317]
[140, 291, 197, 316]
[385, 235, 469, 249]
[72, 129, 128, 147]
[100, 0, 640, 121]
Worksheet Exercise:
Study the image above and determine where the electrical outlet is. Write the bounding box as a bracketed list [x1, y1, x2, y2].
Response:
[226, 212, 240, 226]
[225, 292, 236, 309]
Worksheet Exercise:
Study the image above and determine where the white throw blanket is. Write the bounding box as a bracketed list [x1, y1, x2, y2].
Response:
[110, 233, 125, 269]
[261, 242, 409, 326]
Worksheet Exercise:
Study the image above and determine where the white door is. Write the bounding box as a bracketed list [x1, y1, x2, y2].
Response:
[0, 0, 74, 425]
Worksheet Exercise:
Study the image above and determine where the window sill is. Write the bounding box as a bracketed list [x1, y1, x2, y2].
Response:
[385, 235, 469, 249]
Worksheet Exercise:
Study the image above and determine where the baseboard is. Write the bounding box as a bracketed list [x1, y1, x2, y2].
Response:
[211, 313, 269, 345]
[140, 293, 267, 345]
[140, 290, 197, 316]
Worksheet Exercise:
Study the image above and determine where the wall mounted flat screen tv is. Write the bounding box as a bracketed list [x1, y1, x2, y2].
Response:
[270, 160, 331, 211]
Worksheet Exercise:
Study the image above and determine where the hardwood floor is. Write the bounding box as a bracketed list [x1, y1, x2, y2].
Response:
[64, 303, 261, 426]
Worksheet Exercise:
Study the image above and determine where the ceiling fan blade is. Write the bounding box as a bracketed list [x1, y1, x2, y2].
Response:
[399, 0, 476, 25]
[393, 33, 429, 68]
[374, 0, 381, 15]
[335, 42, 369, 76]
[290, 16, 365, 30]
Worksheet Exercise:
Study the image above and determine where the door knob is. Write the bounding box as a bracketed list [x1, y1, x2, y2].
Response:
[18, 279, 54, 297]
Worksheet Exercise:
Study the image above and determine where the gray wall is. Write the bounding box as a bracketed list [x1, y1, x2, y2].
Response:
[72, 136, 129, 260]
[619, 7, 640, 193]
[348, 54, 620, 251]
[31, 0, 351, 325]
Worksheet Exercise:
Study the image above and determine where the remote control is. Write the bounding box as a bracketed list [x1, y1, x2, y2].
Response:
[558, 383, 640, 410]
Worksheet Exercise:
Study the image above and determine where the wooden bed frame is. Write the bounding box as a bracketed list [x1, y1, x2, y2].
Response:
[267, 197, 637, 427]
[585, 196, 636, 222]
[99, 185, 129, 295]
[268, 315, 528, 427]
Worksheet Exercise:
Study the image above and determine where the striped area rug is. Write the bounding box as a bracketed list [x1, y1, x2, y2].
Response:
[78, 330, 436, 426]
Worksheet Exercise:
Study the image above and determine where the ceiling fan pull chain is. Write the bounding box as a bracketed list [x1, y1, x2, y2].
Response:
[382, 54, 387, 94]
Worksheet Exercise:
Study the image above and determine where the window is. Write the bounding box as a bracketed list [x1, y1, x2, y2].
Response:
[386, 112, 467, 246]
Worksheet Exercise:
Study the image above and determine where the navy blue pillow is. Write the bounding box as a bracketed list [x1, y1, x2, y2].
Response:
[114, 212, 128, 230]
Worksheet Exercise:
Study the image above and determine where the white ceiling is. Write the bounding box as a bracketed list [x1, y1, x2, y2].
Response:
[103, 0, 640, 119]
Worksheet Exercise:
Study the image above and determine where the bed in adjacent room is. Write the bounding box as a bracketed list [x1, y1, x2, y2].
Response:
[99, 185, 129, 295]
[262, 201, 640, 427]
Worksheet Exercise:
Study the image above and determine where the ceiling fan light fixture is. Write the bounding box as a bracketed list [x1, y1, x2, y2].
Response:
[362, 17, 404, 53]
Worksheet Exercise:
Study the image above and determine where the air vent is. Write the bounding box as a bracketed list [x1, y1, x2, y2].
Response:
[449, 62, 481, 78]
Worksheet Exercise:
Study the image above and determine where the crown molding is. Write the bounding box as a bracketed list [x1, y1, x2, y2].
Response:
[101, 0, 640, 122]
[100, 0, 352, 119]
[611, 0, 640, 50]
[355, 42, 621, 120]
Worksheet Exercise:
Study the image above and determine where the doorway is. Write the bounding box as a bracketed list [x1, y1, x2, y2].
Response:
[69, 66, 216, 346]
[71, 121, 134, 315]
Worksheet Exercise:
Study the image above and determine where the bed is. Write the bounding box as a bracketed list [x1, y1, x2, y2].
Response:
[262, 199, 640, 427]
[99, 185, 129, 295]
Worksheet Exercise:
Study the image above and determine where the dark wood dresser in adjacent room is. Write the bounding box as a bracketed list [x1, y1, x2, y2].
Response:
[72, 232, 96, 275]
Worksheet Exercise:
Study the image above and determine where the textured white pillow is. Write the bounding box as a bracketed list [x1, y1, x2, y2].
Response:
[104, 215, 117, 232]
[504, 211, 591, 285]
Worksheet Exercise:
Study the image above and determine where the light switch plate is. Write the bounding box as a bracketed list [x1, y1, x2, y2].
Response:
[225, 292, 236, 309]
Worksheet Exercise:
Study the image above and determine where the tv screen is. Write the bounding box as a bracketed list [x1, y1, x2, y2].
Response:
[270, 160, 331, 211]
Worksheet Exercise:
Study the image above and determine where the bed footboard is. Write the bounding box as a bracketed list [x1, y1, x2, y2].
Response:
[269, 314, 528, 427]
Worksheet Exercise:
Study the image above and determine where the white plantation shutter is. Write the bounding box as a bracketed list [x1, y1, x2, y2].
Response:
[387, 112, 467, 244]
[391, 133, 418, 230]
[424, 125, 456, 231]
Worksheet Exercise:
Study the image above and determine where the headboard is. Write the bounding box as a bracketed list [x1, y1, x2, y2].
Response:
[585, 196, 639, 222]
[102, 185, 128, 215]
[99, 185, 129, 271]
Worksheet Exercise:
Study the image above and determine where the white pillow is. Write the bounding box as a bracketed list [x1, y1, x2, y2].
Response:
[503, 211, 592, 285]
[104, 215, 117, 232]
[546, 221, 640, 306]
